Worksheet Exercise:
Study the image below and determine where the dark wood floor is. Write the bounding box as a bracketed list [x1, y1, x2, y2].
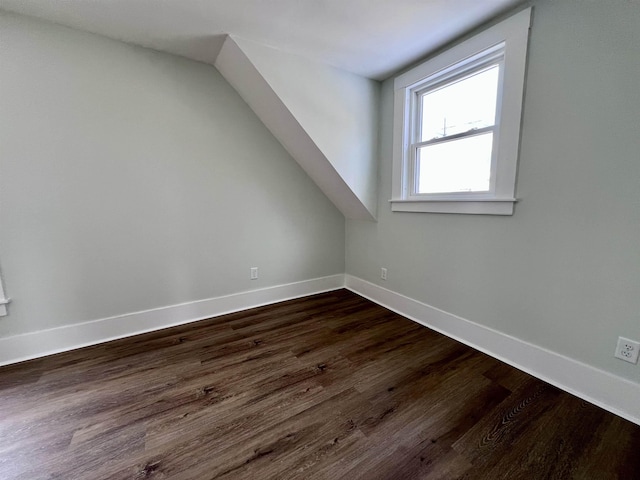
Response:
[0, 290, 638, 479]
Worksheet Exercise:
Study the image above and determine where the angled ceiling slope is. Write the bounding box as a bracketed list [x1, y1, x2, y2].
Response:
[215, 36, 379, 221]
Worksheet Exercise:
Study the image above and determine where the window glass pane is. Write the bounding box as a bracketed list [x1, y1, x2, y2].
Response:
[420, 65, 499, 142]
[417, 132, 493, 194]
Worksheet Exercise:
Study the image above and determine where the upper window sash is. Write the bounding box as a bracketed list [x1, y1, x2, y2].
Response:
[412, 57, 503, 143]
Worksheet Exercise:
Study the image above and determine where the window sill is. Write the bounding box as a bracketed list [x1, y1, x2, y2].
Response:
[390, 198, 516, 215]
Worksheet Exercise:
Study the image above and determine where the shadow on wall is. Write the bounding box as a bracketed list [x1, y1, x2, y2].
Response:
[155, 34, 227, 65]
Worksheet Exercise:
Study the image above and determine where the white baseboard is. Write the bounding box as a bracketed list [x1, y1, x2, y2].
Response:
[345, 274, 640, 426]
[3, 271, 638, 426]
[0, 274, 344, 368]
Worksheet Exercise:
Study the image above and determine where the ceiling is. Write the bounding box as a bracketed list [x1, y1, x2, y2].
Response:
[0, 0, 524, 80]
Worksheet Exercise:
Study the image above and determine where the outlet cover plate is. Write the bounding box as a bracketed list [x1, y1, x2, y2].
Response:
[615, 336, 640, 364]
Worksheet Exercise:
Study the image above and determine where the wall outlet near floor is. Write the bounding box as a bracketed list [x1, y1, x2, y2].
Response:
[614, 337, 640, 364]
[380, 267, 387, 280]
[250, 267, 258, 280]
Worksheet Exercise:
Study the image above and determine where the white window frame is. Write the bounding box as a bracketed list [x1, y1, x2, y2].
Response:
[391, 8, 531, 215]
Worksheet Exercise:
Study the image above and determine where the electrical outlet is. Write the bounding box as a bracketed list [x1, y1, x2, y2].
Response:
[250, 267, 258, 280]
[380, 268, 387, 280]
[614, 337, 640, 364]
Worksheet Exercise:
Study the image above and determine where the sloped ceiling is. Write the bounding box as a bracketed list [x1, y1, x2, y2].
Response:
[0, 0, 523, 80]
[215, 36, 379, 220]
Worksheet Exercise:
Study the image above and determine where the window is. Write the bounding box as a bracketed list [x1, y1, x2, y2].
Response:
[391, 8, 531, 215]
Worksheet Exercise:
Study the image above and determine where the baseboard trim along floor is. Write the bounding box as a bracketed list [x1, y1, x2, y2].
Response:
[0, 274, 345, 368]
[344, 274, 640, 427]
[1, 272, 637, 427]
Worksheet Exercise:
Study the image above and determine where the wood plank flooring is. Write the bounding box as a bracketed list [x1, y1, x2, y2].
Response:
[0, 289, 638, 479]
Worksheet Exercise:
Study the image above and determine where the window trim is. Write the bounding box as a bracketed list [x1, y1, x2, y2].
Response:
[391, 8, 532, 215]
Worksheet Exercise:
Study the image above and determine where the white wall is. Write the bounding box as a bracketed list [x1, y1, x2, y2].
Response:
[346, 0, 640, 383]
[0, 11, 345, 338]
